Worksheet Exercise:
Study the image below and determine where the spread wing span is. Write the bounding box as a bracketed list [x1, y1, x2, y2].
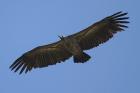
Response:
[10, 11, 129, 74]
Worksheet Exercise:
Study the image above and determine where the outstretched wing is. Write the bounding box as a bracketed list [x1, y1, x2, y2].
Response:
[68, 11, 129, 50]
[10, 41, 72, 74]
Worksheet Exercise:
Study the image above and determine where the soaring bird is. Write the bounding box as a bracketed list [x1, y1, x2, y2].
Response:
[10, 11, 129, 74]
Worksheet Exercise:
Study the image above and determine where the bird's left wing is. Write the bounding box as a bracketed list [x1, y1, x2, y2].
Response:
[10, 41, 72, 74]
[68, 11, 129, 50]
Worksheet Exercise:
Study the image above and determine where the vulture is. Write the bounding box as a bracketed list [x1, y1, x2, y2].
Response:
[10, 11, 129, 74]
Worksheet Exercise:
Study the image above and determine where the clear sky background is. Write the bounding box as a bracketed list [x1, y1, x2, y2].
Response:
[0, 0, 139, 93]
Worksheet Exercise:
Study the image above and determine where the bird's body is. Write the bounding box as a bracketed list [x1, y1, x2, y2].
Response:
[59, 36, 91, 63]
[60, 37, 82, 55]
[10, 11, 129, 74]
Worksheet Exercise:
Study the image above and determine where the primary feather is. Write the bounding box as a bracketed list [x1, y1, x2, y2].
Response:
[10, 11, 129, 74]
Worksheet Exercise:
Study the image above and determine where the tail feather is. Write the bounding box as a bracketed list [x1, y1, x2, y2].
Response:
[74, 52, 91, 63]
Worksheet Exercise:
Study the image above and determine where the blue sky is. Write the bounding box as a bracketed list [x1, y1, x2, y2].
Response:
[0, 0, 140, 93]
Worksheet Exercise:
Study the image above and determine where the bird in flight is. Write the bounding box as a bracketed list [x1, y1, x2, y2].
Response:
[10, 11, 129, 74]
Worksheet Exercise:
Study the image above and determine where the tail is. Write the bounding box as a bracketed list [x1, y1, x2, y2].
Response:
[73, 52, 91, 63]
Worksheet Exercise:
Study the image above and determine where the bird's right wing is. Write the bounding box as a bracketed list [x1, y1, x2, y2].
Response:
[68, 11, 129, 50]
[10, 41, 72, 74]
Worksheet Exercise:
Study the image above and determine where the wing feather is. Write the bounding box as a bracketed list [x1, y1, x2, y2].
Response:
[69, 11, 129, 50]
[10, 41, 72, 74]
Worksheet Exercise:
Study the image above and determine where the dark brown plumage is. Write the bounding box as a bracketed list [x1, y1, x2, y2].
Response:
[10, 11, 129, 74]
